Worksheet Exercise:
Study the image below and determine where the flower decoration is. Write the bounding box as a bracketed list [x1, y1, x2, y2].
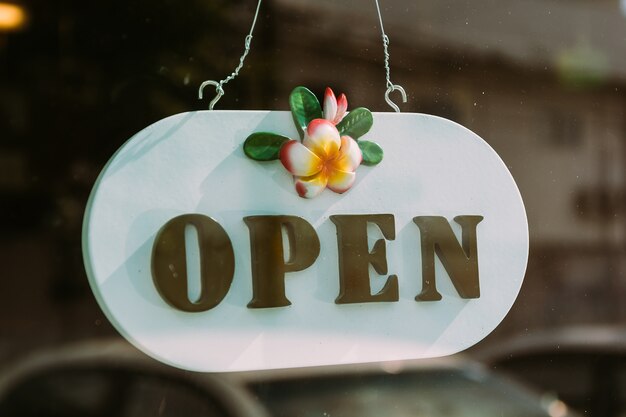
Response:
[243, 86, 383, 199]
[322, 87, 348, 125]
[280, 119, 362, 198]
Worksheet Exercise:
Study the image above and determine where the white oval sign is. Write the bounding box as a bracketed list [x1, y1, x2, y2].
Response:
[83, 110, 528, 372]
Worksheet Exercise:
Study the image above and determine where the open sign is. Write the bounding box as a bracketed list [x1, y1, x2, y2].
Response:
[152, 213, 483, 311]
[83, 111, 528, 372]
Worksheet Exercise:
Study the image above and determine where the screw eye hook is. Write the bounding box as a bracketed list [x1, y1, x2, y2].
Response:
[385, 84, 407, 113]
[198, 80, 224, 111]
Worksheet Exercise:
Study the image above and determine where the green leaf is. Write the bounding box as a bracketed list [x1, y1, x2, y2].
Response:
[289, 86, 322, 139]
[336, 107, 373, 140]
[243, 132, 290, 161]
[358, 140, 384, 166]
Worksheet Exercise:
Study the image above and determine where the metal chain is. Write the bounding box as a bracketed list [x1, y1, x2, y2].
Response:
[198, 0, 263, 110]
[374, 0, 407, 112]
[200, 0, 407, 112]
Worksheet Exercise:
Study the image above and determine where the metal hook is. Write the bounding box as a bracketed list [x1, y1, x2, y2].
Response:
[385, 84, 407, 113]
[198, 80, 224, 110]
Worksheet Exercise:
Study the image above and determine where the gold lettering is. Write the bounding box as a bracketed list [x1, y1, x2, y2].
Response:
[151, 214, 235, 312]
[331, 214, 398, 304]
[244, 216, 320, 308]
[412, 215, 483, 301]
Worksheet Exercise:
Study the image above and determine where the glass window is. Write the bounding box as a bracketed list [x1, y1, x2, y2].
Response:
[0, 368, 231, 417]
[249, 369, 551, 417]
[1, 1, 625, 416]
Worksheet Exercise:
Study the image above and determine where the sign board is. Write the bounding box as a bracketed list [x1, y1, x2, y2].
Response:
[83, 110, 528, 372]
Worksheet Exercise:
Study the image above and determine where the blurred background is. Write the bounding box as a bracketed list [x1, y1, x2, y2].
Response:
[0, 0, 625, 415]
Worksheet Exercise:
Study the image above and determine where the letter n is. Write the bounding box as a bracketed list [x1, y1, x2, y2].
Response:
[412, 215, 483, 301]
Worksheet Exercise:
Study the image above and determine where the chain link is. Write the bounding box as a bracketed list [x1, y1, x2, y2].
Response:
[199, 0, 407, 112]
[198, 0, 262, 110]
[374, 0, 407, 112]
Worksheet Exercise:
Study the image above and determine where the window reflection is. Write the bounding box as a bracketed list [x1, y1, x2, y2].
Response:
[0, 1, 625, 417]
[250, 369, 551, 417]
[0, 368, 229, 417]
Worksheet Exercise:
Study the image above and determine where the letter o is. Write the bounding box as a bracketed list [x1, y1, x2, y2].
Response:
[151, 214, 235, 312]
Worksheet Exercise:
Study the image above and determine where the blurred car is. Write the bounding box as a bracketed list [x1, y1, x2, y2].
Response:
[0, 339, 266, 417]
[0, 339, 577, 417]
[477, 326, 626, 417]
